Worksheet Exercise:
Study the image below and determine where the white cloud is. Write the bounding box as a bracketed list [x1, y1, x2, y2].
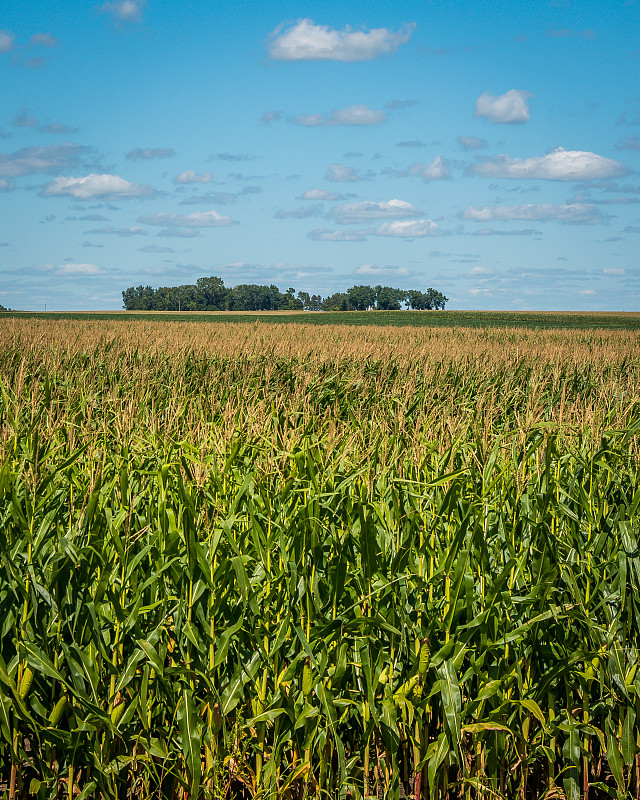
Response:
[43, 173, 154, 199]
[325, 163, 374, 182]
[0, 179, 16, 191]
[406, 157, 450, 181]
[267, 19, 415, 61]
[308, 228, 367, 241]
[329, 198, 423, 224]
[355, 264, 410, 276]
[173, 170, 213, 184]
[474, 89, 532, 124]
[468, 148, 627, 181]
[602, 267, 625, 276]
[291, 104, 386, 127]
[54, 262, 106, 276]
[457, 136, 488, 151]
[0, 31, 15, 53]
[463, 202, 602, 225]
[0, 143, 89, 178]
[126, 148, 175, 160]
[375, 219, 438, 237]
[98, 0, 146, 22]
[137, 210, 236, 227]
[299, 188, 344, 201]
[85, 226, 147, 236]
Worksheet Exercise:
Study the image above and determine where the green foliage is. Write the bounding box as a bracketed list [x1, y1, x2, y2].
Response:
[0, 333, 639, 798]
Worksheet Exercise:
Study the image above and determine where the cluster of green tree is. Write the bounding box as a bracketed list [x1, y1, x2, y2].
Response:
[121, 277, 448, 312]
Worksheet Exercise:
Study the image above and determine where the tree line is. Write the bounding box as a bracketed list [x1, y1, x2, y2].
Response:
[122, 277, 448, 312]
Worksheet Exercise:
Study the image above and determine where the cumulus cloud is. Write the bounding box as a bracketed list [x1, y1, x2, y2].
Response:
[468, 148, 628, 181]
[474, 89, 532, 124]
[329, 198, 423, 224]
[375, 219, 438, 237]
[98, 0, 146, 23]
[274, 204, 324, 219]
[267, 19, 415, 61]
[290, 104, 386, 127]
[137, 210, 236, 228]
[0, 143, 90, 178]
[299, 188, 344, 201]
[463, 202, 602, 225]
[54, 262, 106, 276]
[458, 136, 488, 151]
[406, 157, 451, 181]
[173, 170, 212, 184]
[126, 148, 175, 161]
[0, 31, 15, 53]
[42, 173, 154, 199]
[325, 162, 374, 182]
[308, 228, 367, 242]
[84, 226, 147, 236]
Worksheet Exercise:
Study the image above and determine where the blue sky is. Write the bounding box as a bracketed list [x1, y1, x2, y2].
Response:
[1, 0, 639, 311]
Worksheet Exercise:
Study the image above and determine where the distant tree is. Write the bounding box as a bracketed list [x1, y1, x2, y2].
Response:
[322, 292, 350, 311]
[196, 276, 228, 310]
[347, 285, 376, 311]
[406, 290, 432, 310]
[375, 285, 405, 311]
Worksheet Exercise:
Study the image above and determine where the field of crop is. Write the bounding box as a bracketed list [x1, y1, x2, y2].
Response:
[0, 316, 639, 800]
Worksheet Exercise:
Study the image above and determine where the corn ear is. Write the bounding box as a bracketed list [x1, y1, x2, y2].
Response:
[19, 666, 35, 700]
[49, 696, 68, 726]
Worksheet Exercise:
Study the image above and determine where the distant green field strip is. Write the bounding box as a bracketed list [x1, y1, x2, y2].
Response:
[2, 309, 640, 330]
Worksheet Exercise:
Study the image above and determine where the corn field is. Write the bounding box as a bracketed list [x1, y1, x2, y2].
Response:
[0, 317, 639, 800]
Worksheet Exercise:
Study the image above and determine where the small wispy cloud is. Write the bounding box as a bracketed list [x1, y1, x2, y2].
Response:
[0, 30, 16, 53]
[137, 210, 236, 228]
[546, 28, 596, 39]
[173, 170, 213, 184]
[457, 136, 488, 151]
[274, 204, 324, 219]
[126, 148, 175, 161]
[475, 89, 533, 124]
[0, 143, 91, 178]
[98, 0, 146, 24]
[84, 226, 147, 236]
[290, 104, 386, 127]
[463, 202, 602, 225]
[267, 19, 415, 62]
[29, 33, 60, 47]
[299, 188, 344, 201]
[325, 163, 375, 182]
[329, 198, 423, 224]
